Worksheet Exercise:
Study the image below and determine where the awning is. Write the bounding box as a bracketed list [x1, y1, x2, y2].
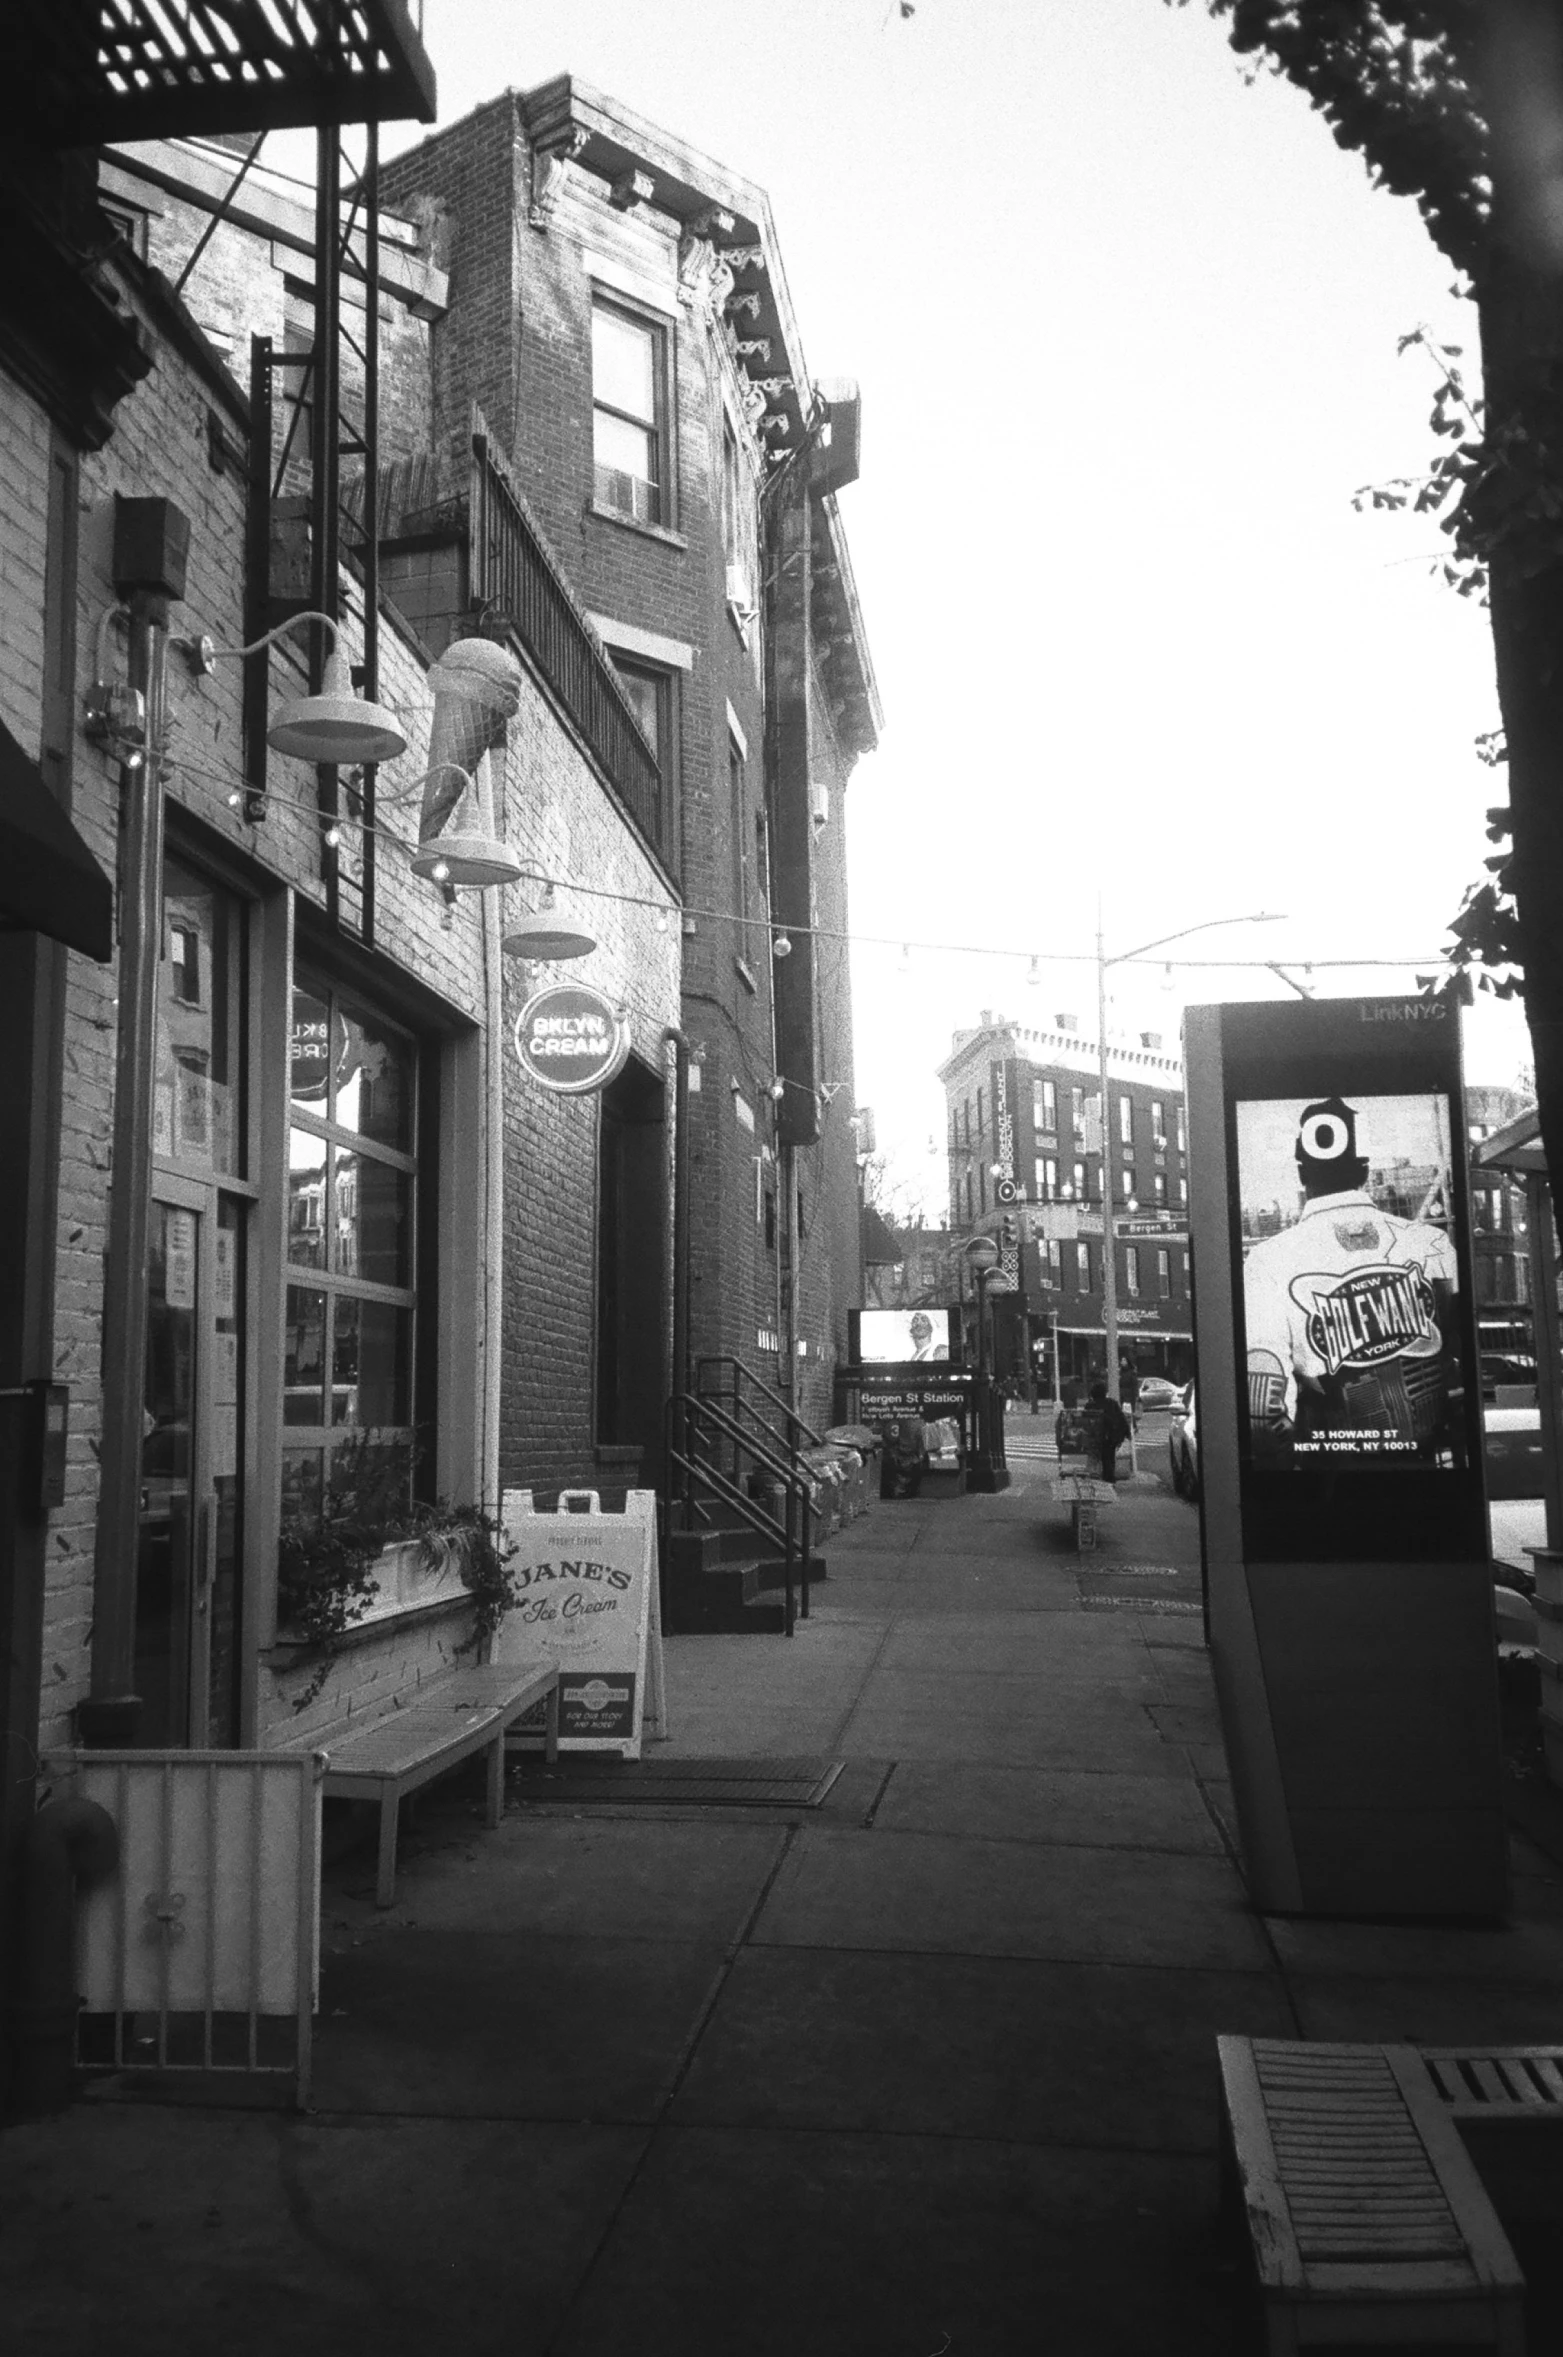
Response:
[0, 718, 114, 962]
[1473, 1107, 1546, 1179]
[860, 1205, 903, 1267]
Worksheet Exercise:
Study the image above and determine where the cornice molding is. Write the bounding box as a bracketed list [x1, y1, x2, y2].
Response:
[528, 126, 588, 231]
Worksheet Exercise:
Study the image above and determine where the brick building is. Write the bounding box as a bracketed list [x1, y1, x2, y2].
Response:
[374, 78, 881, 1434]
[939, 1011, 1193, 1395]
[106, 79, 881, 1444]
[0, 0, 486, 2100]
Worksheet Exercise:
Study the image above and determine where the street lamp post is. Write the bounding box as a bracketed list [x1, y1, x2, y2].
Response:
[1096, 908, 1282, 1405]
[962, 1233, 1008, 1491]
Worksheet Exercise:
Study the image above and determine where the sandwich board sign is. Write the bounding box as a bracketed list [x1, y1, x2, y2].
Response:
[492, 1488, 667, 1757]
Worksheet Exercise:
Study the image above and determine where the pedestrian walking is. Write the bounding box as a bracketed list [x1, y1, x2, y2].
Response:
[1089, 1380, 1131, 1482]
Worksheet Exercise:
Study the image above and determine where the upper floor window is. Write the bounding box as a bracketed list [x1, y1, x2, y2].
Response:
[729, 738, 752, 942]
[592, 297, 668, 527]
[1175, 1102, 1187, 1154]
[1038, 1079, 1057, 1134]
[720, 413, 756, 604]
[976, 1086, 985, 1139]
[1125, 1247, 1141, 1297]
[1074, 1240, 1092, 1290]
[1151, 1099, 1165, 1145]
[1070, 1086, 1086, 1134]
[1118, 1093, 1133, 1145]
[610, 653, 674, 851]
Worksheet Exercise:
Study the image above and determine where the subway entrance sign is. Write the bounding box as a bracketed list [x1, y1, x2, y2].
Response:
[1185, 995, 1505, 1919]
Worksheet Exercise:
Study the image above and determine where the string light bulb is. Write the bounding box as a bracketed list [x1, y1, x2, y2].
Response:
[772, 931, 792, 958]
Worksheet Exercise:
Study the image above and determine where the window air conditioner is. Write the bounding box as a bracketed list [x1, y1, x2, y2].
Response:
[809, 781, 830, 831]
[597, 465, 656, 525]
[726, 561, 751, 607]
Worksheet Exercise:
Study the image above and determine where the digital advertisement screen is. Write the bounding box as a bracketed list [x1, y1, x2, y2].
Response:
[854, 1308, 956, 1365]
[1235, 1092, 1469, 1476]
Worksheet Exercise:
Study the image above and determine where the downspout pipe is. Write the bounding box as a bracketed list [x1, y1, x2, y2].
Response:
[8, 1798, 119, 2115]
[664, 1026, 691, 1410]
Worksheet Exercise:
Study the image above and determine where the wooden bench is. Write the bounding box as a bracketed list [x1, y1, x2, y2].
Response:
[1217, 2036, 1527, 2353]
[290, 1662, 559, 1908]
[1422, 2044, 1563, 2123]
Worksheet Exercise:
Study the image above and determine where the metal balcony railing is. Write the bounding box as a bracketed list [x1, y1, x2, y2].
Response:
[469, 432, 667, 866]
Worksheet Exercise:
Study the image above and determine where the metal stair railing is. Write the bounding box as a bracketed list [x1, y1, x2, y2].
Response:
[695, 1355, 826, 1474]
[664, 1390, 812, 1632]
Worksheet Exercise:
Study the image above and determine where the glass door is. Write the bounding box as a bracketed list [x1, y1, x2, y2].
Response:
[137, 855, 252, 1746]
[135, 1191, 201, 1746]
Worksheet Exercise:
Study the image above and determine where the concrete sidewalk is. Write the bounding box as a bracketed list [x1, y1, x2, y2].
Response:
[6, 1456, 1563, 2356]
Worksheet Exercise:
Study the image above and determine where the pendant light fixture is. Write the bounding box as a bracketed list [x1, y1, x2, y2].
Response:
[501, 878, 598, 961]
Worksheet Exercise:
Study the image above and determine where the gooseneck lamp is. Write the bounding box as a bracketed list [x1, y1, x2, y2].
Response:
[192, 610, 409, 765]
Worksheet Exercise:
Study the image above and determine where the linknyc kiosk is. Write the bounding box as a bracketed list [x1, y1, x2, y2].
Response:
[1185, 995, 1507, 1918]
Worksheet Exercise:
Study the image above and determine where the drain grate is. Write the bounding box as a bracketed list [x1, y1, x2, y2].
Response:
[1080, 1595, 1203, 1615]
[1079, 1564, 1186, 1579]
[509, 1756, 845, 1808]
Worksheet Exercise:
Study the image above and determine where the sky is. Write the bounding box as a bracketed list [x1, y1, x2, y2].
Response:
[368, 0, 1526, 1210]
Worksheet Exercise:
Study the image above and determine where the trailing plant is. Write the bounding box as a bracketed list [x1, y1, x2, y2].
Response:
[276, 1431, 520, 1706]
[277, 1428, 413, 1661]
[406, 1497, 521, 1656]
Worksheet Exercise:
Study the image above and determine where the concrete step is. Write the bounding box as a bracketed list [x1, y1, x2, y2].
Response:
[663, 1561, 789, 1635]
[671, 1518, 829, 1581]
[662, 1525, 790, 1635]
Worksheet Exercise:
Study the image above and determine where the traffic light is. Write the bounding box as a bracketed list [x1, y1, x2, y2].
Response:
[1001, 1211, 1018, 1249]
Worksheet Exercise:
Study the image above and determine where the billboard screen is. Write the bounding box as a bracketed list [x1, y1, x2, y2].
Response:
[1214, 997, 1486, 1565]
[852, 1308, 958, 1365]
[1235, 1092, 1467, 1475]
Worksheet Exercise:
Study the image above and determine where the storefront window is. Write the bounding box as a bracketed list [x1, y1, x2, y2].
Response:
[284, 975, 419, 1527]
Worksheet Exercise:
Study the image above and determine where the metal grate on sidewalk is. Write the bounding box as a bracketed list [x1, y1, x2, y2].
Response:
[508, 1757, 845, 1808]
[1079, 1595, 1203, 1615]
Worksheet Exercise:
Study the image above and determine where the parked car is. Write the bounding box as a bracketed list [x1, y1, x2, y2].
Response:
[1484, 1403, 1544, 1501]
[1165, 1388, 1544, 1507]
[1168, 1384, 1198, 1500]
[1133, 1375, 1183, 1414]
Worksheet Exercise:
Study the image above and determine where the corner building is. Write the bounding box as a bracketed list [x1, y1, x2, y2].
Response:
[379, 78, 881, 1434]
[940, 1010, 1193, 1394]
